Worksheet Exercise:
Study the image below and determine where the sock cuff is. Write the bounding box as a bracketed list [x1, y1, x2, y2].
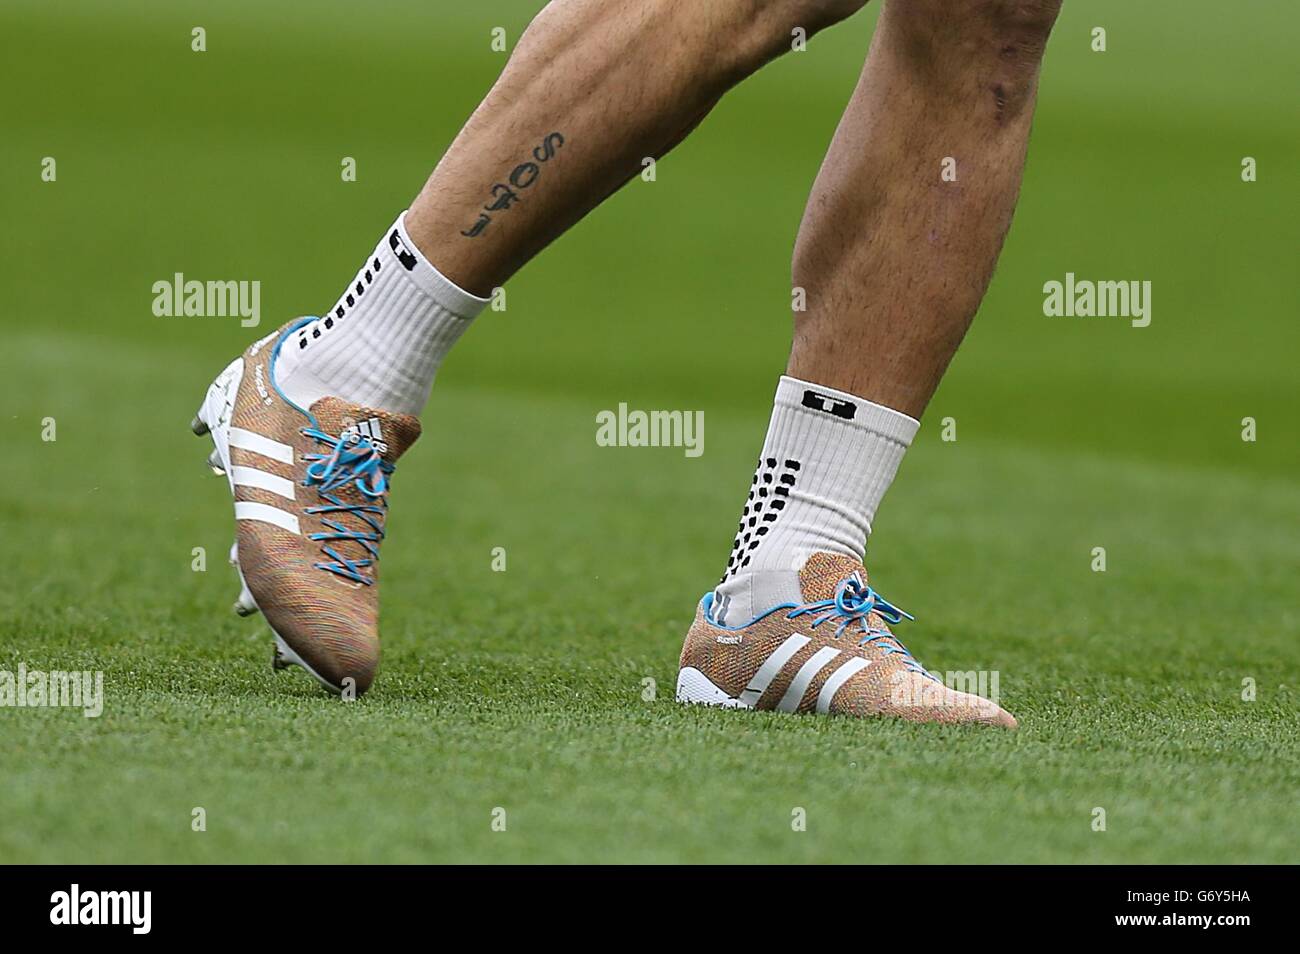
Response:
[390, 211, 490, 319]
[775, 375, 919, 446]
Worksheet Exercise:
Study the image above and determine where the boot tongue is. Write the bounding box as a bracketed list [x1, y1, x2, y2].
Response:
[309, 397, 422, 465]
[798, 552, 868, 603]
[797, 553, 912, 653]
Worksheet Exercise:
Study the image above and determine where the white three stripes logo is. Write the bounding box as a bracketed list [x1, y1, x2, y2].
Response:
[737, 635, 871, 713]
[351, 418, 383, 442]
[343, 417, 387, 452]
[228, 428, 300, 535]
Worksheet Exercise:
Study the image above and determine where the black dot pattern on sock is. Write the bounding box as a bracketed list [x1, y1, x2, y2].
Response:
[720, 456, 801, 583]
[297, 250, 386, 354]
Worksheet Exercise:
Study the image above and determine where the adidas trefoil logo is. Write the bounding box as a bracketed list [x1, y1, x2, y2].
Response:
[341, 416, 388, 454]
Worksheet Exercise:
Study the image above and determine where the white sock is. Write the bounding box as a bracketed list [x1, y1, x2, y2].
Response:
[274, 211, 488, 415]
[711, 375, 919, 625]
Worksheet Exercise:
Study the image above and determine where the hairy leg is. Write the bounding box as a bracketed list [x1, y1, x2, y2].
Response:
[789, 0, 1063, 417]
[405, 0, 872, 296]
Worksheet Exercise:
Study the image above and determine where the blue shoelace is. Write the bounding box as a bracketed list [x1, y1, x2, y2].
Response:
[301, 427, 393, 585]
[786, 575, 932, 677]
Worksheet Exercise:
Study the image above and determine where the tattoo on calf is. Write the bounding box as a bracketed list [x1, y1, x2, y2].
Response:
[461, 132, 565, 238]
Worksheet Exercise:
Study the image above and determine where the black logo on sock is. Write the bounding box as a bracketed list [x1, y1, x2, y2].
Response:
[389, 229, 418, 272]
[801, 389, 857, 420]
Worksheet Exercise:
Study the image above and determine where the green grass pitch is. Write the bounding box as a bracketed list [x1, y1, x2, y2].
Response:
[1, 0, 1296, 863]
